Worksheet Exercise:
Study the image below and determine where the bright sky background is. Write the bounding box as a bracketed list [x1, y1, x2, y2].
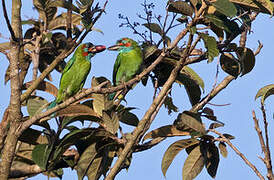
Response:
[0, 0, 273, 180]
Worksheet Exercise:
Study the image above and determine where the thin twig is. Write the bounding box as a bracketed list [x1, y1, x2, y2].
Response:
[209, 129, 265, 180]
[134, 137, 166, 152]
[254, 41, 263, 56]
[66, 0, 72, 40]
[191, 75, 235, 112]
[30, 33, 42, 95]
[2, 0, 17, 41]
[261, 105, 274, 179]
[252, 110, 267, 159]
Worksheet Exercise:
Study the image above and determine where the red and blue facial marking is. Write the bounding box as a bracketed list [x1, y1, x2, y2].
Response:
[117, 38, 133, 53]
[82, 43, 94, 60]
[82, 43, 106, 61]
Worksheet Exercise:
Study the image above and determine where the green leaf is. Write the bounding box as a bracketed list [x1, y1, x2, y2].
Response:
[176, 73, 201, 106]
[142, 44, 159, 59]
[218, 142, 228, 158]
[86, 156, 103, 180]
[255, 84, 274, 104]
[23, 81, 58, 97]
[236, 47, 256, 76]
[143, 23, 163, 35]
[223, 133, 235, 140]
[161, 138, 199, 177]
[212, 0, 237, 17]
[49, 0, 80, 13]
[102, 111, 120, 134]
[174, 111, 206, 134]
[199, 33, 219, 63]
[91, 77, 112, 116]
[220, 53, 241, 77]
[118, 108, 139, 127]
[209, 123, 224, 129]
[168, 1, 194, 16]
[57, 104, 100, 117]
[76, 143, 114, 180]
[27, 96, 48, 116]
[53, 128, 96, 161]
[91, 27, 104, 34]
[204, 14, 231, 33]
[33, 0, 57, 23]
[19, 128, 48, 145]
[231, 0, 273, 15]
[203, 143, 220, 178]
[163, 96, 178, 115]
[181, 66, 205, 92]
[144, 125, 190, 141]
[61, 115, 101, 130]
[182, 145, 205, 180]
[32, 144, 52, 170]
[48, 13, 82, 31]
[76, 143, 98, 180]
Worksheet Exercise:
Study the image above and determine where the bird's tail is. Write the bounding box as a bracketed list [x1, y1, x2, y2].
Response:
[48, 100, 57, 109]
[108, 92, 116, 101]
[108, 91, 124, 101]
[47, 100, 58, 117]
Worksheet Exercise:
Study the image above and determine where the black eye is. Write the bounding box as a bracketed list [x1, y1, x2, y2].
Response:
[87, 43, 93, 48]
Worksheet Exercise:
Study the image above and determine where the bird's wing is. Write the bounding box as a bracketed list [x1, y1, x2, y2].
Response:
[59, 56, 76, 83]
[62, 56, 76, 75]
[113, 54, 121, 86]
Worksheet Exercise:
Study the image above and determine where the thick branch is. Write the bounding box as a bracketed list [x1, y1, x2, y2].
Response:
[210, 129, 265, 180]
[0, 0, 23, 179]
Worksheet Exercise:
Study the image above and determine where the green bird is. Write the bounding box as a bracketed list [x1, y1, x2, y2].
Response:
[108, 38, 143, 100]
[48, 43, 106, 109]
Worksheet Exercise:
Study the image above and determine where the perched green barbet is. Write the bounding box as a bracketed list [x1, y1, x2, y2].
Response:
[108, 38, 143, 100]
[48, 43, 106, 109]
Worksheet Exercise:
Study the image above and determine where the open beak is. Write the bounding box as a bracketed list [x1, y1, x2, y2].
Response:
[107, 44, 121, 51]
[88, 45, 106, 53]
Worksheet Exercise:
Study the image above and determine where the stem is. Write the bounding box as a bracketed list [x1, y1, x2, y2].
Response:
[66, 0, 72, 40]
[31, 34, 42, 95]
[260, 105, 274, 179]
[209, 129, 265, 180]
[0, 0, 22, 179]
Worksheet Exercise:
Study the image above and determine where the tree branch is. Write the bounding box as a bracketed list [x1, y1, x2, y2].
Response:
[209, 129, 265, 180]
[134, 137, 166, 152]
[260, 105, 274, 179]
[20, 0, 108, 103]
[2, 0, 17, 41]
[191, 75, 235, 112]
[0, 0, 23, 179]
[66, 0, 72, 40]
[105, 3, 208, 179]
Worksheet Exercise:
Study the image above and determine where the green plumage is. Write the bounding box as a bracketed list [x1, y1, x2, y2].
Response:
[108, 38, 143, 100]
[49, 43, 105, 109]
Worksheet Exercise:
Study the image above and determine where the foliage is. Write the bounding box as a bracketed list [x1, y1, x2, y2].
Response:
[0, 0, 273, 179]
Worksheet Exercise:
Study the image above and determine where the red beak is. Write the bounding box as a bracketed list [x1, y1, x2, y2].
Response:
[89, 45, 106, 53]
